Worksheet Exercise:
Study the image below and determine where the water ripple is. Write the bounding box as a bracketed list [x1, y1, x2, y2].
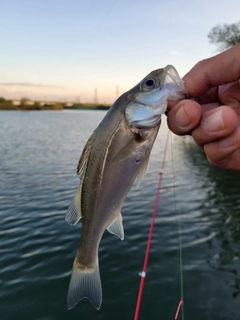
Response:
[1, 112, 240, 319]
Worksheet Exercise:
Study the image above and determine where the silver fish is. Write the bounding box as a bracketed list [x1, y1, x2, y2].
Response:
[65, 65, 186, 310]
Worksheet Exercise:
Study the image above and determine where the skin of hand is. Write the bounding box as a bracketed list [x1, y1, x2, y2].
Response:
[167, 43, 240, 170]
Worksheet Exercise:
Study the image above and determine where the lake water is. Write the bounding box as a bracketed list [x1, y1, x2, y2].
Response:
[1, 110, 240, 320]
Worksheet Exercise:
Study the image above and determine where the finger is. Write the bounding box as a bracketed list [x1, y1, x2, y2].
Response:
[183, 44, 240, 97]
[195, 87, 219, 105]
[167, 99, 201, 135]
[204, 127, 240, 170]
[167, 100, 179, 111]
[191, 106, 237, 147]
[218, 81, 240, 110]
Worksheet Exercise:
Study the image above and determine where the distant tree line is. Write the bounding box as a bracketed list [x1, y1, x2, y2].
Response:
[0, 97, 16, 110]
[0, 97, 111, 111]
[0, 97, 63, 110]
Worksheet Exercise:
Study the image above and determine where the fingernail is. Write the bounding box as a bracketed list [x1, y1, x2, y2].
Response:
[175, 106, 191, 128]
[219, 135, 236, 148]
[202, 109, 224, 133]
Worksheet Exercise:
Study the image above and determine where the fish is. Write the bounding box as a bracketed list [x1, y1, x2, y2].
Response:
[65, 65, 187, 310]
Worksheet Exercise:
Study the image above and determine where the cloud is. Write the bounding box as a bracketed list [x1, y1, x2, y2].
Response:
[0, 82, 66, 89]
[169, 50, 181, 55]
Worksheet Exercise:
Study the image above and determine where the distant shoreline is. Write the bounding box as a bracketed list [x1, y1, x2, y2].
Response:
[65, 104, 111, 111]
[0, 97, 111, 111]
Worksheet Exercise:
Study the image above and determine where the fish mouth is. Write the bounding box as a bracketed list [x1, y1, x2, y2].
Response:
[162, 65, 188, 98]
[163, 65, 182, 85]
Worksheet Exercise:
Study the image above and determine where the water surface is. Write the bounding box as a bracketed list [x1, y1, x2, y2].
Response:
[1, 110, 240, 320]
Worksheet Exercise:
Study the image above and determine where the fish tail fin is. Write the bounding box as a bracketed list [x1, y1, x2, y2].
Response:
[67, 257, 102, 310]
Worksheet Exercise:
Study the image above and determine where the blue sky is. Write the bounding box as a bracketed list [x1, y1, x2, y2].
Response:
[1, 0, 240, 103]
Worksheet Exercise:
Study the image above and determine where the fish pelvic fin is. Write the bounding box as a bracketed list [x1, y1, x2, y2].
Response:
[65, 186, 82, 226]
[107, 213, 124, 240]
[67, 257, 102, 310]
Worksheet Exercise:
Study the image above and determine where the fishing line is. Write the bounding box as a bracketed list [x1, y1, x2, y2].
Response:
[170, 133, 184, 320]
[134, 129, 171, 320]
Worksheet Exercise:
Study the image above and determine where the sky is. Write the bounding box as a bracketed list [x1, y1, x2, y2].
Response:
[1, 0, 240, 103]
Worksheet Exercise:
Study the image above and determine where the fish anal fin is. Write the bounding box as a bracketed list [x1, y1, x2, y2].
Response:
[107, 213, 124, 240]
[77, 131, 96, 178]
[135, 153, 150, 188]
[67, 257, 102, 310]
[65, 187, 82, 226]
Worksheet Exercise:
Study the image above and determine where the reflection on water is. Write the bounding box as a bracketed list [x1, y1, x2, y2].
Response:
[0, 111, 240, 320]
[181, 138, 240, 300]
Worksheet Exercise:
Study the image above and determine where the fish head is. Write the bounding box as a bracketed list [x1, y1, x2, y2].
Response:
[125, 65, 187, 128]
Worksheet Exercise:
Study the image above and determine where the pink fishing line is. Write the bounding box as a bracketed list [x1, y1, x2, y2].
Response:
[174, 299, 183, 320]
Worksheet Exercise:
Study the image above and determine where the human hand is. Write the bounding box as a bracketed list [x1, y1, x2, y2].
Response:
[167, 43, 240, 170]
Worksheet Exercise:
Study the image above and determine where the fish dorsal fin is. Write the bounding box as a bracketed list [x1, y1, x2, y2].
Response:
[76, 130, 96, 178]
[135, 153, 150, 188]
[65, 186, 82, 226]
[66, 131, 96, 226]
[107, 213, 124, 240]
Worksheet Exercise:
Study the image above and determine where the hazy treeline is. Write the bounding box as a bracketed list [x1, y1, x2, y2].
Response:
[0, 97, 63, 111]
[0, 97, 111, 111]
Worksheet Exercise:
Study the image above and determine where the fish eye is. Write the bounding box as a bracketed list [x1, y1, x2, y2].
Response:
[145, 79, 155, 87]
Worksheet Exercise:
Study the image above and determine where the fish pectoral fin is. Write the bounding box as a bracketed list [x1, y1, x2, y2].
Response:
[65, 186, 82, 226]
[135, 153, 150, 188]
[112, 138, 139, 162]
[107, 213, 124, 240]
[76, 130, 96, 179]
[67, 257, 102, 310]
